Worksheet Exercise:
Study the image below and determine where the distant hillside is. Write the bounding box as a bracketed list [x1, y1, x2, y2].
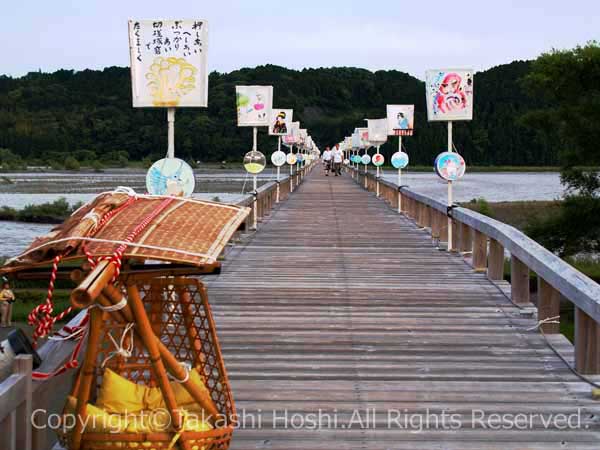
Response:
[0, 62, 558, 166]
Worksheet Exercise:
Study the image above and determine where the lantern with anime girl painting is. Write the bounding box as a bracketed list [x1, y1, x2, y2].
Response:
[425, 68, 473, 251]
[425, 69, 473, 121]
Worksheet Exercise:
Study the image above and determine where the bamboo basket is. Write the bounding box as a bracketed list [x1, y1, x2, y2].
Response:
[61, 276, 235, 450]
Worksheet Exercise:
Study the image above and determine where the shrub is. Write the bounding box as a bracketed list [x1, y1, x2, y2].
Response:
[91, 160, 105, 172]
[64, 156, 80, 171]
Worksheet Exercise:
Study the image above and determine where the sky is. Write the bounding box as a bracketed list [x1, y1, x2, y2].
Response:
[3, 0, 599, 79]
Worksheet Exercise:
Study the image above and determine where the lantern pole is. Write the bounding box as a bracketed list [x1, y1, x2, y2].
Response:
[447, 121, 453, 251]
[167, 108, 175, 158]
[398, 135, 402, 213]
[276, 137, 281, 203]
[376, 144, 381, 197]
[290, 144, 294, 192]
[252, 126, 258, 230]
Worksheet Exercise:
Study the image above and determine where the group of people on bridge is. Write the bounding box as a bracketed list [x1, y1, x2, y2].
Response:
[321, 143, 343, 176]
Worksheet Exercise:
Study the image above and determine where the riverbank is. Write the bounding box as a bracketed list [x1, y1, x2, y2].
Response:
[3, 163, 598, 174]
[0, 198, 81, 223]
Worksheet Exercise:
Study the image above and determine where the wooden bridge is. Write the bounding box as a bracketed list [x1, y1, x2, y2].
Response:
[204, 167, 600, 449]
[3, 163, 600, 449]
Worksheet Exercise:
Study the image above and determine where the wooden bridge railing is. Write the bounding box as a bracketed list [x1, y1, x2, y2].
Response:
[8, 160, 316, 450]
[236, 162, 315, 230]
[350, 166, 600, 375]
[0, 354, 33, 450]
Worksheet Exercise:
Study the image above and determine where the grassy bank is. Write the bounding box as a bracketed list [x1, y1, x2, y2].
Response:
[0, 197, 82, 223]
[462, 198, 563, 230]
[10, 289, 75, 323]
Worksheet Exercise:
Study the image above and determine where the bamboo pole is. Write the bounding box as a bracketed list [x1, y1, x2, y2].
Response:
[71, 260, 115, 308]
[126, 283, 184, 432]
[101, 285, 220, 418]
[70, 307, 103, 450]
[179, 287, 206, 369]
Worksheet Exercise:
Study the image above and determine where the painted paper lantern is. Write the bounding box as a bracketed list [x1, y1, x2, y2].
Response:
[434, 151, 466, 181]
[391, 151, 409, 169]
[361, 154, 371, 165]
[243, 150, 266, 174]
[372, 153, 385, 167]
[271, 150, 286, 167]
[286, 153, 297, 165]
[146, 158, 195, 197]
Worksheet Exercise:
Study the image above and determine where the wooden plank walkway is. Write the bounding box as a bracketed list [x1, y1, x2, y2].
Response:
[206, 170, 600, 449]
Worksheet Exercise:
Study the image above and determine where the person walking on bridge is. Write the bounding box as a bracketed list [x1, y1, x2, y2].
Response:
[322, 146, 332, 176]
[331, 143, 343, 176]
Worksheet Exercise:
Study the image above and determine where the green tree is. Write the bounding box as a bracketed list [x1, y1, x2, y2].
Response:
[522, 42, 600, 255]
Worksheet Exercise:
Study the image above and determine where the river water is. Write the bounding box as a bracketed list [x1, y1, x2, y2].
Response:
[0, 169, 564, 257]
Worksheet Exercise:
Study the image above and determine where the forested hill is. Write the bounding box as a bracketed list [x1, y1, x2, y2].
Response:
[0, 61, 558, 167]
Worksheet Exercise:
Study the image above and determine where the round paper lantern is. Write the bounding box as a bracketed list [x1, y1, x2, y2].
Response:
[434, 151, 466, 181]
[271, 150, 286, 167]
[361, 154, 371, 165]
[146, 158, 195, 197]
[391, 151, 409, 169]
[243, 150, 266, 174]
[372, 153, 385, 167]
[286, 153, 297, 165]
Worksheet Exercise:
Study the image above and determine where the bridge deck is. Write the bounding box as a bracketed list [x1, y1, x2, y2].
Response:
[207, 171, 600, 449]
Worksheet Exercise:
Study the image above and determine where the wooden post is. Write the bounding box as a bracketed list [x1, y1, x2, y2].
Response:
[449, 218, 459, 252]
[15, 355, 32, 450]
[487, 238, 505, 281]
[439, 211, 448, 243]
[415, 203, 424, 227]
[575, 307, 600, 374]
[472, 230, 487, 272]
[431, 209, 441, 239]
[537, 278, 561, 334]
[398, 190, 402, 214]
[423, 206, 432, 229]
[511, 255, 530, 304]
[70, 307, 104, 450]
[459, 222, 472, 253]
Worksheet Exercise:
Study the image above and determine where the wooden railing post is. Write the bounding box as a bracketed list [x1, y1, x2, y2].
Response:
[575, 307, 600, 374]
[449, 219, 459, 252]
[472, 230, 487, 272]
[16, 355, 32, 450]
[487, 238, 504, 280]
[459, 222, 472, 254]
[511, 255, 530, 304]
[439, 211, 448, 243]
[537, 278, 561, 334]
[415, 203, 424, 227]
[431, 209, 441, 240]
[423, 206, 432, 229]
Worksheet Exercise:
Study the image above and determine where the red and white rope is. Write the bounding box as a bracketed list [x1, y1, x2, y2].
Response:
[28, 193, 174, 379]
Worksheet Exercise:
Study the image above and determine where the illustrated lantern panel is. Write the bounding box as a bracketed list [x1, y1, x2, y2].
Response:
[425, 69, 474, 121]
[128, 20, 209, 108]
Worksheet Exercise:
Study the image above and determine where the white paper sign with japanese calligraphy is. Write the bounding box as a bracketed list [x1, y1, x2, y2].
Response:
[236, 86, 273, 127]
[128, 20, 209, 108]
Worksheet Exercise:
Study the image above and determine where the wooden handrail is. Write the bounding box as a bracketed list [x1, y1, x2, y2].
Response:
[350, 166, 600, 374]
[0, 355, 33, 450]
